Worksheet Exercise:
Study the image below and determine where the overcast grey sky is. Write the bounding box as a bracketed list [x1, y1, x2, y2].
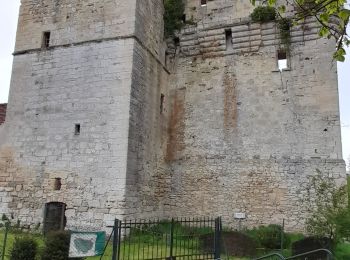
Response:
[0, 1, 349, 167]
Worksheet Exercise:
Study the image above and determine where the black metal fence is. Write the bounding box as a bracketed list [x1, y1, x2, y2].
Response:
[105, 217, 222, 260]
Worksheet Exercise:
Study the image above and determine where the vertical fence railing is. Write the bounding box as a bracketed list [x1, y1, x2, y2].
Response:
[1, 223, 9, 260]
[110, 217, 221, 260]
[112, 219, 120, 260]
[168, 218, 175, 260]
[214, 217, 222, 260]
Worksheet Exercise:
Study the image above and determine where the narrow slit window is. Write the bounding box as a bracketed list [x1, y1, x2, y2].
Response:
[74, 124, 80, 135]
[182, 14, 186, 23]
[174, 37, 180, 47]
[42, 31, 51, 48]
[225, 29, 233, 50]
[54, 178, 62, 191]
[160, 94, 165, 114]
[201, 0, 207, 6]
[278, 50, 288, 71]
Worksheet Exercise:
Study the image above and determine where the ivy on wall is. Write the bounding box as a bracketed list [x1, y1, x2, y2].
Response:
[164, 0, 185, 37]
[250, 6, 291, 50]
[278, 18, 292, 50]
[250, 6, 276, 23]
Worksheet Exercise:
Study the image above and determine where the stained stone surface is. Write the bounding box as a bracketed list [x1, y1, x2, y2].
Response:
[0, 0, 346, 232]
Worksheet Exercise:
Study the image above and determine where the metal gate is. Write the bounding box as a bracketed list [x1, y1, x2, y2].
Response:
[107, 217, 222, 260]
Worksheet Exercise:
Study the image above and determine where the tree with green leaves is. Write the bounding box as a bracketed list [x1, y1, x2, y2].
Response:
[250, 0, 349, 61]
[303, 170, 350, 245]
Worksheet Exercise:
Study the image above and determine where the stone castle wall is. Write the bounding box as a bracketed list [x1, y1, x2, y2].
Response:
[0, 0, 168, 230]
[163, 6, 346, 231]
[0, 0, 346, 232]
[0, 39, 135, 229]
[14, 0, 137, 52]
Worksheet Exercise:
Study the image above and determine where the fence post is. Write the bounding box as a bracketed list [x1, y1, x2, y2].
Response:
[214, 217, 221, 260]
[168, 218, 175, 260]
[1, 222, 9, 260]
[281, 219, 285, 251]
[112, 219, 120, 260]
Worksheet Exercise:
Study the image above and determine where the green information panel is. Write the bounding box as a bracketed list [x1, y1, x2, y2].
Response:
[69, 231, 105, 257]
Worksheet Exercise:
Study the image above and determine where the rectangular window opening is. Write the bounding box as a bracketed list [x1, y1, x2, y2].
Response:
[201, 0, 207, 6]
[225, 29, 233, 50]
[74, 124, 81, 135]
[42, 31, 51, 48]
[54, 178, 62, 191]
[174, 37, 180, 46]
[278, 50, 288, 71]
[160, 94, 165, 114]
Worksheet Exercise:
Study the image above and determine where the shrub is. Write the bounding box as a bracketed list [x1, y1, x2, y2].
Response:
[292, 236, 332, 259]
[246, 224, 289, 250]
[41, 231, 84, 260]
[347, 176, 350, 205]
[334, 243, 350, 260]
[303, 171, 350, 245]
[164, 0, 185, 37]
[10, 236, 37, 260]
[278, 18, 291, 47]
[222, 231, 257, 257]
[200, 231, 257, 257]
[250, 6, 276, 23]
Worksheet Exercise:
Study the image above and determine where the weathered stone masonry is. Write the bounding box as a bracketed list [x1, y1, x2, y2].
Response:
[0, 0, 347, 232]
[163, 1, 346, 231]
[0, 0, 168, 230]
[0, 104, 6, 125]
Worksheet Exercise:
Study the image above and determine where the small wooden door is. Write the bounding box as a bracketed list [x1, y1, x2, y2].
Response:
[43, 202, 66, 235]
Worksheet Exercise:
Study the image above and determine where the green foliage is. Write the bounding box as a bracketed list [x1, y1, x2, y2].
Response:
[164, 0, 185, 37]
[287, 233, 305, 243]
[304, 170, 350, 245]
[41, 231, 84, 260]
[347, 176, 350, 204]
[251, 6, 276, 23]
[278, 18, 291, 48]
[335, 243, 350, 259]
[250, 0, 350, 61]
[2, 214, 9, 222]
[10, 236, 37, 260]
[245, 224, 290, 249]
[291, 236, 332, 257]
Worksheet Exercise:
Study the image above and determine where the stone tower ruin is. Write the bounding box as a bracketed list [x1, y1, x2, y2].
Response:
[0, 0, 346, 232]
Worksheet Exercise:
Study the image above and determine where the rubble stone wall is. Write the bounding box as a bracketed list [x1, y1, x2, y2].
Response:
[0, 0, 346, 232]
[164, 15, 346, 231]
[14, 0, 137, 52]
[0, 39, 135, 229]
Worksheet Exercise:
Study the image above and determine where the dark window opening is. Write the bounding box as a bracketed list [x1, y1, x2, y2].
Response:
[75, 124, 80, 135]
[277, 50, 288, 71]
[160, 94, 165, 114]
[225, 29, 233, 50]
[42, 31, 51, 48]
[201, 0, 207, 6]
[174, 37, 180, 46]
[43, 202, 66, 235]
[54, 178, 62, 191]
[182, 14, 186, 23]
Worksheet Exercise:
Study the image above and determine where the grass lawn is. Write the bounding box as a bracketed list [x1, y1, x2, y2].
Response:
[0, 229, 44, 260]
[1, 228, 350, 259]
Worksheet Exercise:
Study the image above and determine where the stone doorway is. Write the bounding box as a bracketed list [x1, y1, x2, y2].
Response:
[43, 202, 66, 235]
